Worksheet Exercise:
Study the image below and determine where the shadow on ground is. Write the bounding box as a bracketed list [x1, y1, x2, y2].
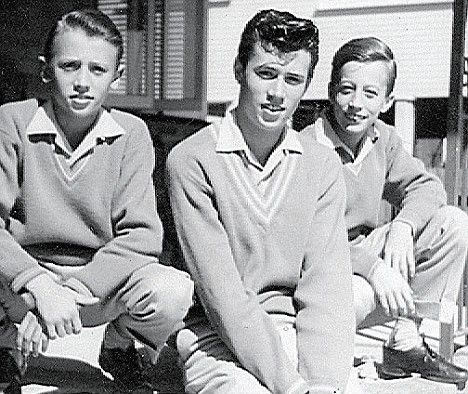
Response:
[22, 346, 184, 394]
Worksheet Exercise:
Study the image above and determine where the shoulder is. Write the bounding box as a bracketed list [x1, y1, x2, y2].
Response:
[298, 126, 342, 169]
[108, 108, 149, 134]
[374, 119, 400, 147]
[0, 98, 40, 127]
[168, 123, 217, 165]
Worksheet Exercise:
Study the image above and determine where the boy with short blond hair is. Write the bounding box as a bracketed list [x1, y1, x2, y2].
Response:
[0, 9, 193, 393]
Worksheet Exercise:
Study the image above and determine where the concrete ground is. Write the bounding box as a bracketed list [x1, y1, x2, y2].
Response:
[7, 320, 468, 394]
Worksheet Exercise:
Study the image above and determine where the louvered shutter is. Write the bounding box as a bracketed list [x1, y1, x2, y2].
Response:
[97, 0, 206, 113]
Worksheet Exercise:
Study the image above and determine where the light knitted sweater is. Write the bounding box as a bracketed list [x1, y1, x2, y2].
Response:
[0, 99, 162, 298]
[167, 117, 354, 394]
[303, 112, 447, 278]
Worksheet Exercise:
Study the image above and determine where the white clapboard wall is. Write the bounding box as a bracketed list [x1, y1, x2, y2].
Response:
[207, 0, 455, 102]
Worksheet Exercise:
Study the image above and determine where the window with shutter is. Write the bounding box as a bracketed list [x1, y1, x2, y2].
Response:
[97, 0, 207, 115]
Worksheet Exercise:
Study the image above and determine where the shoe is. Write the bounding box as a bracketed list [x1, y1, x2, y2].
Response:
[381, 340, 468, 389]
[0, 348, 25, 394]
[98, 345, 153, 393]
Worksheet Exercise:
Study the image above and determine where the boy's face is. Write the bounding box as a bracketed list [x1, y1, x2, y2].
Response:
[45, 28, 122, 127]
[235, 42, 310, 135]
[330, 60, 393, 138]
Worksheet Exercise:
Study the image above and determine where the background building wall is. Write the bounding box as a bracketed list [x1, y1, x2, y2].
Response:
[207, 0, 454, 103]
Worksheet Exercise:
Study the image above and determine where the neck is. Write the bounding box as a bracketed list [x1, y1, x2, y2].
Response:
[327, 107, 367, 157]
[234, 108, 284, 166]
[53, 105, 99, 151]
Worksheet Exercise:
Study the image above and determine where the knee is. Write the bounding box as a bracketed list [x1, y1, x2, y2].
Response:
[353, 275, 376, 326]
[436, 206, 468, 248]
[127, 265, 194, 324]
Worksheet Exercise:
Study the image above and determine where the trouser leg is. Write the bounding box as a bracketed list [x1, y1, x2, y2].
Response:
[176, 314, 296, 394]
[353, 206, 468, 324]
[411, 206, 468, 320]
[0, 276, 29, 349]
[88, 264, 194, 352]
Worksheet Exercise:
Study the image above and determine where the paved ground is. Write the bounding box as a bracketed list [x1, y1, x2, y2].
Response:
[7, 320, 468, 393]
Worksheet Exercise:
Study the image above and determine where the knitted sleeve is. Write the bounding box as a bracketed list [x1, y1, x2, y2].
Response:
[0, 104, 48, 290]
[383, 132, 446, 233]
[166, 142, 307, 394]
[294, 151, 354, 392]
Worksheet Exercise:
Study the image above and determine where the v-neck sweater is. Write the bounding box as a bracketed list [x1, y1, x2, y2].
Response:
[0, 99, 163, 298]
[304, 113, 447, 278]
[167, 120, 354, 393]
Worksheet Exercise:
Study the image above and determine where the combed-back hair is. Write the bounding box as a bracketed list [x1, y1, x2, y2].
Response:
[43, 9, 123, 67]
[330, 37, 397, 96]
[237, 9, 319, 84]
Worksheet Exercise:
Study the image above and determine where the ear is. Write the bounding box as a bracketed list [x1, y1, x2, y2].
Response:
[110, 65, 125, 90]
[381, 93, 395, 113]
[233, 57, 243, 84]
[38, 55, 52, 83]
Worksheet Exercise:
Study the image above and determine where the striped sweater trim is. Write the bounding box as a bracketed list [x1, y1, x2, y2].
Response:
[210, 126, 299, 223]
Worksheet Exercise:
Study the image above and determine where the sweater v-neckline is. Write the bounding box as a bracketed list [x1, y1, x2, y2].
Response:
[223, 151, 297, 224]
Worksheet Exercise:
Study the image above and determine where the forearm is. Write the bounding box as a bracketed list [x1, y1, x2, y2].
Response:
[385, 135, 446, 232]
[296, 155, 354, 390]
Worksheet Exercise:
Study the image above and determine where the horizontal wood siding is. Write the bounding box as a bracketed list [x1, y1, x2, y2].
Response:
[207, 1, 454, 102]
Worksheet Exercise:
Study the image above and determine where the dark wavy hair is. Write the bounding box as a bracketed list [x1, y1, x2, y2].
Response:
[330, 37, 397, 96]
[237, 9, 319, 85]
[43, 9, 123, 67]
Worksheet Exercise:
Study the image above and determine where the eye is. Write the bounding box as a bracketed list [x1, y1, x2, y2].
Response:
[364, 89, 378, 98]
[255, 68, 278, 80]
[337, 85, 354, 95]
[59, 61, 80, 71]
[285, 74, 305, 86]
[90, 65, 108, 75]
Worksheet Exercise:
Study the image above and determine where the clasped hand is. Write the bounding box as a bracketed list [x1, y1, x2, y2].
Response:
[369, 221, 416, 318]
[18, 275, 99, 358]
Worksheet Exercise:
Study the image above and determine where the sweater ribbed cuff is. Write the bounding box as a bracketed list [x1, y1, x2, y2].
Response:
[11, 268, 52, 293]
[62, 277, 94, 298]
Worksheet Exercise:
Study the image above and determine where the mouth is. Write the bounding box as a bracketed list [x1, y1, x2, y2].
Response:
[69, 95, 93, 108]
[345, 113, 366, 122]
[261, 103, 285, 113]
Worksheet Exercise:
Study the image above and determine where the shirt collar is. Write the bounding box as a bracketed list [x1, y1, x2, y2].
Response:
[26, 101, 125, 140]
[26, 101, 125, 159]
[215, 105, 303, 155]
[315, 109, 379, 161]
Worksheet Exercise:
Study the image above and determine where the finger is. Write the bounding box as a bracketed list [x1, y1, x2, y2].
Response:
[55, 322, 66, 338]
[387, 293, 399, 318]
[31, 325, 42, 357]
[401, 285, 416, 315]
[408, 252, 416, 280]
[377, 291, 390, 316]
[22, 319, 38, 357]
[393, 290, 407, 317]
[75, 295, 100, 306]
[16, 317, 28, 351]
[47, 323, 57, 340]
[64, 322, 73, 335]
[71, 312, 82, 335]
[41, 334, 49, 353]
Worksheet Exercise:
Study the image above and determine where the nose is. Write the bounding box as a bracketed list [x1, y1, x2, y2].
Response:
[73, 68, 90, 93]
[267, 78, 286, 106]
[348, 92, 363, 109]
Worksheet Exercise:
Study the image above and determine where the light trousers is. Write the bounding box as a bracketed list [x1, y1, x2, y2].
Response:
[0, 263, 194, 352]
[176, 314, 295, 394]
[353, 206, 468, 327]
